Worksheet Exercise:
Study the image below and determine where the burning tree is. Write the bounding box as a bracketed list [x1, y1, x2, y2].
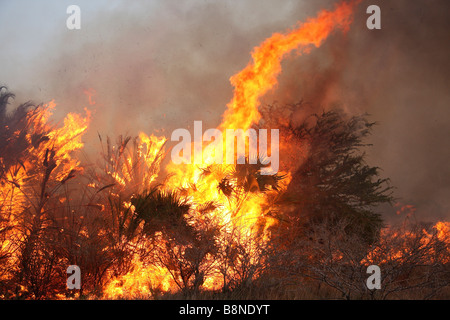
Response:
[275, 108, 393, 244]
[0, 86, 90, 298]
[262, 106, 449, 300]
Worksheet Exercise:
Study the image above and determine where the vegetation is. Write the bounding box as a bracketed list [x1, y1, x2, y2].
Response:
[0, 88, 448, 300]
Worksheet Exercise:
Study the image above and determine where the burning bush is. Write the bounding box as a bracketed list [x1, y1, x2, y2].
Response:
[0, 86, 90, 298]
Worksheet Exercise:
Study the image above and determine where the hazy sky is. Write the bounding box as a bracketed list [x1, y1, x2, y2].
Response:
[1, 0, 449, 223]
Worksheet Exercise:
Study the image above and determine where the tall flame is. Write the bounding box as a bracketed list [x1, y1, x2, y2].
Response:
[2, 1, 362, 299]
[157, 0, 360, 292]
[220, 0, 359, 131]
[4, 1, 450, 300]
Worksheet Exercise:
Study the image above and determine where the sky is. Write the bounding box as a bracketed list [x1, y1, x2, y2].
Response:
[1, 0, 449, 223]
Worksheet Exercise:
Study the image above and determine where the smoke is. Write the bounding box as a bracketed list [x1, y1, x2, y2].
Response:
[366, 0, 450, 223]
[264, 0, 450, 223]
[1, 0, 449, 222]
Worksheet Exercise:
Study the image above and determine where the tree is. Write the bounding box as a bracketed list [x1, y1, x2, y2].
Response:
[273, 107, 393, 245]
[0, 87, 88, 298]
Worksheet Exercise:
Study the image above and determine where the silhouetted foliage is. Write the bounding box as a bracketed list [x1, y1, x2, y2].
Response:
[129, 188, 192, 239]
[280, 109, 393, 244]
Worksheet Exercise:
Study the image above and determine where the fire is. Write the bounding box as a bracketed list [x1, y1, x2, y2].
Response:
[103, 255, 175, 299]
[435, 221, 450, 243]
[220, 0, 359, 131]
[7, 1, 423, 299]
[0, 99, 90, 213]
[0, 99, 90, 295]
[1, 1, 448, 300]
[363, 220, 450, 266]
[107, 0, 360, 296]
[103, 133, 167, 192]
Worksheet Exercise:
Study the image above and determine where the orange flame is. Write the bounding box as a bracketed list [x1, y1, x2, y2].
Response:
[0, 100, 90, 289]
[94, 1, 361, 298]
[3, 1, 362, 299]
[157, 0, 359, 293]
[220, 0, 359, 131]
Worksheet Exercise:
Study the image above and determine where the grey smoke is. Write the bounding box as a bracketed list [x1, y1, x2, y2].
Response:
[1, 0, 449, 222]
